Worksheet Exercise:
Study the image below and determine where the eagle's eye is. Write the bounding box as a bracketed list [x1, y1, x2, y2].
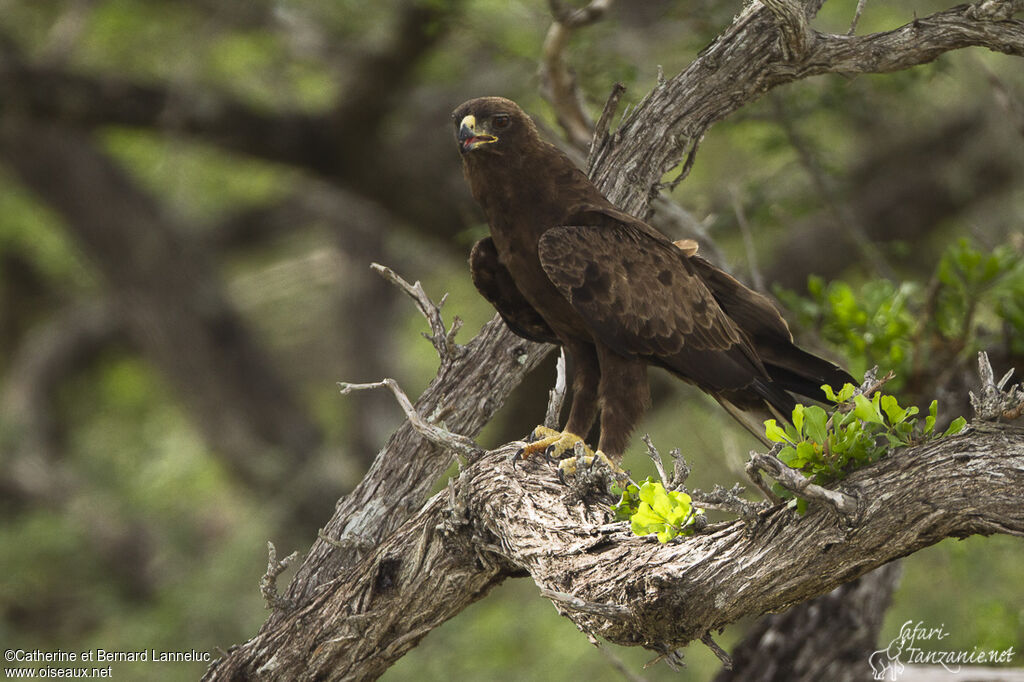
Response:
[492, 114, 511, 129]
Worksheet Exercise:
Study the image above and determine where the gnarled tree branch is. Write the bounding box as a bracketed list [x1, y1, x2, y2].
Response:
[204, 0, 1024, 676]
[205, 423, 1024, 679]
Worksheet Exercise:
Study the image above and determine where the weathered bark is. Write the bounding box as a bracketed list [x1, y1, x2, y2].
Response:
[275, 317, 552, 607]
[205, 423, 1024, 680]
[589, 0, 1024, 214]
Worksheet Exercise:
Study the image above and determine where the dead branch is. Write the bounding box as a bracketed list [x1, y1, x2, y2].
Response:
[970, 351, 1024, 421]
[260, 543, 300, 611]
[204, 0, 1024, 677]
[271, 315, 552, 607]
[544, 348, 568, 429]
[338, 378, 483, 462]
[746, 451, 859, 516]
[588, 81, 627, 172]
[590, 0, 1024, 215]
[539, 0, 615, 151]
[370, 263, 464, 364]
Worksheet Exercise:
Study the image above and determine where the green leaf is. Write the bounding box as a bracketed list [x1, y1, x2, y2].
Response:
[793, 441, 817, 469]
[627, 481, 698, 542]
[879, 394, 906, 424]
[804, 406, 829, 444]
[764, 419, 792, 444]
[942, 416, 967, 437]
[791, 403, 805, 435]
[778, 446, 799, 467]
[924, 400, 938, 435]
[854, 394, 884, 424]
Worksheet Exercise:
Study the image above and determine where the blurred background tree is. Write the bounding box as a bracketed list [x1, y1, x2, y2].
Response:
[0, 0, 1021, 679]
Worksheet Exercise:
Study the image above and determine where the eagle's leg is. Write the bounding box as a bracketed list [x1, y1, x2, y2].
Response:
[514, 342, 600, 464]
[595, 347, 649, 459]
[551, 349, 646, 479]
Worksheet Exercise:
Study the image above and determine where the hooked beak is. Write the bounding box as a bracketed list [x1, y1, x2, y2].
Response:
[458, 115, 497, 154]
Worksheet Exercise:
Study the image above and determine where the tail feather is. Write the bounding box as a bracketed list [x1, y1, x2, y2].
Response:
[760, 342, 856, 402]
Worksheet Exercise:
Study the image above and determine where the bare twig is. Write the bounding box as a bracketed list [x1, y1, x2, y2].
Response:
[338, 379, 484, 461]
[260, 542, 300, 611]
[691, 483, 766, 524]
[669, 448, 691, 489]
[540, 587, 633, 620]
[539, 0, 615, 151]
[644, 649, 686, 672]
[371, 263, 463, 363]
[642, 434, 672, 488]
[588, 81, 627, 171]
[730, 185, 766, 292]
[970, 351, 1024, 421]
[701, 632, 733, 670]
[665, 127, 707, 193]
[747, 451, 859, 516]
[544, 348, 568, 429]
[848, 0, 869, 35]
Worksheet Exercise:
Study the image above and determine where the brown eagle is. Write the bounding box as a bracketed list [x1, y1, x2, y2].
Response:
[453, 96, 853, 468]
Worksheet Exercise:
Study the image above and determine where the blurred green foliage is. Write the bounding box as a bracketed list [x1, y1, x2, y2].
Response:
[1, 0, 1022, 679]
[777, 239, 1024, 388]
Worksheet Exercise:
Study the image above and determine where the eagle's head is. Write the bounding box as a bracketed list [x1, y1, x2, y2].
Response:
[451, 97, 537, 157]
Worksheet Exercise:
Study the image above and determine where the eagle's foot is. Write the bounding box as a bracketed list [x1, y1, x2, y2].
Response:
[556, 449, 626, 484]
[514, 427, 591, 467]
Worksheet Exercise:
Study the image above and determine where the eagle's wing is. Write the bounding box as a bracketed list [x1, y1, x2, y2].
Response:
[537, 224, 769, 392]
[470, 237, 559, 344]
[689, 255, 855, 397]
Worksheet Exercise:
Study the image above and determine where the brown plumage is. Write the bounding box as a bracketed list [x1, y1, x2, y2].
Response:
[454, 96, 853, 459]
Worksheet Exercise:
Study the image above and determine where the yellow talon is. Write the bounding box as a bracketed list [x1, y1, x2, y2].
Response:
[514, 426, 592, 464]
[513, 427, 628, 482]
[556, 450, 626, 479]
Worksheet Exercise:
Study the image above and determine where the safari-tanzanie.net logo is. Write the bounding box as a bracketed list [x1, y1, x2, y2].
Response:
[868, 620, 1016, 680]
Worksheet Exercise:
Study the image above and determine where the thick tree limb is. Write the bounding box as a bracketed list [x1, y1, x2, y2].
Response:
[205, 423, 1024, 679]
[715, 562, 903, 682]
[272, 317, 553, 607]
[590, 0, 1024, 215]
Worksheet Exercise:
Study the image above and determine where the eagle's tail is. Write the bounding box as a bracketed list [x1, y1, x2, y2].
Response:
[715, 350, 854, 447]
[758, 342, 856, 403]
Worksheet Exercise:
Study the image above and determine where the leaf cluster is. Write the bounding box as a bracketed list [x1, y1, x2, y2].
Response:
[764, 383, 966, 511]
[612, 478, 703, 543]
